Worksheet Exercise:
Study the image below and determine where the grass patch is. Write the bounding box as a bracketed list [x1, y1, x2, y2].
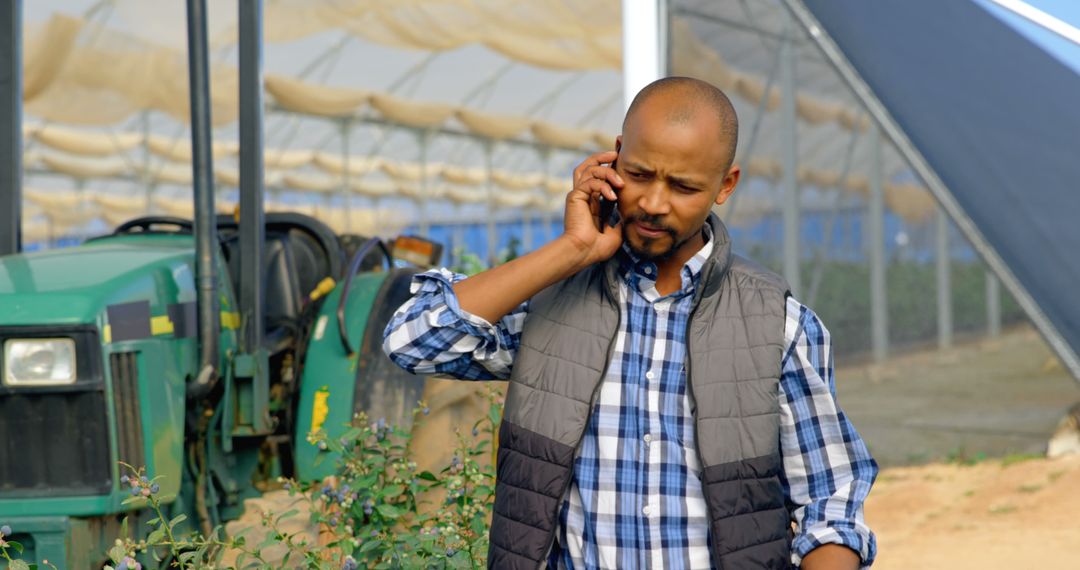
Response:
[945, 447, 988, 466]
[1000, 453, 1042, 468]
[989, 504, 1017, 515]
[1017, 484, 1043, 494]
[1048, 470, 1066, 483]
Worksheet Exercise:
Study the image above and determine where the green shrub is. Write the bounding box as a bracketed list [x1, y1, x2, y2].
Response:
[1, 392, 502, 570]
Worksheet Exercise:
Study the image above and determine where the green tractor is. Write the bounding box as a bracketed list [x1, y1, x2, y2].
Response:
[0, 1, 438, 567]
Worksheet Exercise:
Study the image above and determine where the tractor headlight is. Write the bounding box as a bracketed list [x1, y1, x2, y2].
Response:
[3, 338, 77, 386]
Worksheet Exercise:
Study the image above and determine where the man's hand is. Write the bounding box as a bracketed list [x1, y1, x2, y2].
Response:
[800, 544, 861, 570]
[564, 150, 625, 266]
[451, 151, 625, 325]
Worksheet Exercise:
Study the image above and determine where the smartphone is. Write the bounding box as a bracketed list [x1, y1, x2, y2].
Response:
[599, 157, 619, 230]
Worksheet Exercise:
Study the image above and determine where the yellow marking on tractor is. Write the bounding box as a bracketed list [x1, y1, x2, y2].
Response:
[220, 311, 241, 330]
[151, 315, 174, 336]
[310, 386, 330, 436]
[103, 325, 112, 344]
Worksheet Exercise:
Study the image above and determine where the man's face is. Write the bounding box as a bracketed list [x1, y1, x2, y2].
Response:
[614, 97, 739, 263]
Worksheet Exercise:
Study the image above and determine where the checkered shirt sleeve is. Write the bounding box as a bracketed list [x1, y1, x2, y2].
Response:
[381, 268, 525, 380]
[782, 296, 878, 567]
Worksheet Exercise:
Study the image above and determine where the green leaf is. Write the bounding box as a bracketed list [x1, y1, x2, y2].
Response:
[146, 527, 166, 546]
[275, 509, 299, 524]
[416, 471, 439, 482]
[359, 539, 383, 553]
[8, 540, 23, 554]
[169, 514, 187, 530]
[375, 503, 404, 519]
[10, 559, 30, 570]
[257, 532, 278, 551]
[364, 455, 387, 467]
[380, 484, 405, 499]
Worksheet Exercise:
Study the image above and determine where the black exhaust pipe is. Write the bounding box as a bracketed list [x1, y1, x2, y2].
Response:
[0, 0, 22, 256]
[186, 0, 219, 399]
[238, 0, 265, 358]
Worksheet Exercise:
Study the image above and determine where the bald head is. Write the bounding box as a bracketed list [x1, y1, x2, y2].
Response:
[623, 77, 739, 171]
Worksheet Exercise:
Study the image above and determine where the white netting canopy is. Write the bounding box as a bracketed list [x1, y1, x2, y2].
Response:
[19, 0, 939, 244]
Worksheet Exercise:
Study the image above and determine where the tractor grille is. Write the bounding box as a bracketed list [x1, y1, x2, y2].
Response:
[110, 351, 145, 470]
[0, 390, 112, 496]
[0, 327, 112, 496]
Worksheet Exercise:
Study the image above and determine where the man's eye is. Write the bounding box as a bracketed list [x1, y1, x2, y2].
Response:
[627, 171, 648, 180]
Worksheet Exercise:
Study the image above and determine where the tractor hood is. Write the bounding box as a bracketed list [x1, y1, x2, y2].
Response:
[0, 235, 199, 327]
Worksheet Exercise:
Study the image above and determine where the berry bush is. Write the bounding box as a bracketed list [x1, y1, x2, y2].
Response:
[1, 388, 503, 570]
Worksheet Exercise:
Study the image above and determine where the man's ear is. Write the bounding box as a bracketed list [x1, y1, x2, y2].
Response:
[615, 135, 622, 153]
[714, 164, 741, 206]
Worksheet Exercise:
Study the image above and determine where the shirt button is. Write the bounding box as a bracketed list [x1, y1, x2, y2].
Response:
[643, 433, 652, 444]
[645, 371, 655, 380]
[642, 505, 652, 516]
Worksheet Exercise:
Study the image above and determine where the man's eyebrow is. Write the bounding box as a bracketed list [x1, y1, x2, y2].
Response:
[621, 160, 653, 173]
[667, 173, 706, 188]
[622, 161, 705, 187]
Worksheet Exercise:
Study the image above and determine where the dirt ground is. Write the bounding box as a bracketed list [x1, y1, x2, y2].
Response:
[866, 455, 1080, 569]
[838, 325, 1080, 568]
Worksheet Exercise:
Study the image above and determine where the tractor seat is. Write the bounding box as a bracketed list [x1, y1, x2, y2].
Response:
[218, 213, 344, 353]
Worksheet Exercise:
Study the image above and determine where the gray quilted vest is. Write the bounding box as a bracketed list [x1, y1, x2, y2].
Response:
[488, 214, 792, 569]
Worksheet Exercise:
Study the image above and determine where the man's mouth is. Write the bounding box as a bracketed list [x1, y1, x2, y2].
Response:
[632, 221, 670, 239]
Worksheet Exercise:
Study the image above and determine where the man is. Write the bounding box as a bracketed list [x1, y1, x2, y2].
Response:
[384, 77, 876, 569]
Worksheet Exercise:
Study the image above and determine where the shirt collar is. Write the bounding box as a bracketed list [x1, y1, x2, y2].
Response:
[618, 223, 714, 297]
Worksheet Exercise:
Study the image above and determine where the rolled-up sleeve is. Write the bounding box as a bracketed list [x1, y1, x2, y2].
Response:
[779, 296, 878, 568]
[382, 268, 528, 381]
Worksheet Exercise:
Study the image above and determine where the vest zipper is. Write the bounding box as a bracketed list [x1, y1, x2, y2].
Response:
[541, 296, 623, 567]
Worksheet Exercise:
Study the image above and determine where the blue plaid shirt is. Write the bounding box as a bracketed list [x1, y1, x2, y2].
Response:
[384, 234, 877, 569]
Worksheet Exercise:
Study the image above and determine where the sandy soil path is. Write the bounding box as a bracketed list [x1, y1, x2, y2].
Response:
[867, 455, 1080, 569]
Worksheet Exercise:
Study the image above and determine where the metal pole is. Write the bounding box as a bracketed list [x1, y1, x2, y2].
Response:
[986, 269, 1001, 337]
[936, 208, 953, 349]
[238, 0, 265, 356]
[522, 206, 533, 252]
[418, 129, 430, 237]
[622, 0, 668, 110]
[0, 0, 22, 255]
[340, 120, 352, 232]
[484, 141, 496, 265]
[452, 213, 465, 266]
[187, 0, 220, 394]
[869, 125, 888, 361]
[540, 146, 554, 246]
[141, 111, 154, 213]
[780, 32, 801, 296]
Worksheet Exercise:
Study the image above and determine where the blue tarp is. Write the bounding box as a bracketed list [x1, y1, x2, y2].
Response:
[803, 0, 1080, 373]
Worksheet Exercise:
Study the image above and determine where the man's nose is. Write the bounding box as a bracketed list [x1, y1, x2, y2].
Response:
[637, 183, 672, 216]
